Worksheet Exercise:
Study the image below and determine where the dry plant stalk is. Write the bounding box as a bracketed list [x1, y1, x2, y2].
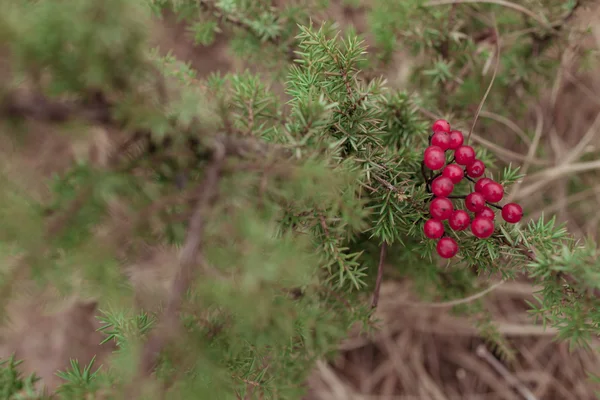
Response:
[136, 142, 225, 382]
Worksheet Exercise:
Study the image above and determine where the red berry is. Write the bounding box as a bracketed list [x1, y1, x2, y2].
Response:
[424, 146, 446, 170]
[436, 237, 459, 259]
[466, 159, 485, 178]
[442, 164, 464, 184]
[432, 119, 451, 133]
[424, 219, 444, 239]
[429, 197, 453, 220]
[431, 132, 451, 150]
[502, 203, 523, 224]
[454, 146, 476, 166]
[448, 210, 470, 231]
[431, 176, 454, 197]
[475, 177, 492, 193]
[448, 130, 464, 149]
[465, 192, 486, 212]
[476, 207, 495, 220]
[481, 181, 504, 203]
[471, 217, 495, 239]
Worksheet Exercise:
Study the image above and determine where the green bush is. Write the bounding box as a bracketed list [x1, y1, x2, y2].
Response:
[0, 0, 597, 398]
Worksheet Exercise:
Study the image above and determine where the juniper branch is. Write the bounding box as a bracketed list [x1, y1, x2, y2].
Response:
[498, 232, 600, 299]
[198, 0, 297, 62]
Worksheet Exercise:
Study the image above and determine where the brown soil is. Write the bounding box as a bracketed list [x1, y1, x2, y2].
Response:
[0, 296, 117, 393]
[1, 3, 600, 399]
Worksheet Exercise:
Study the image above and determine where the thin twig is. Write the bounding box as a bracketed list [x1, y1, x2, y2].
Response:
[470, 132, 548, 165]
[506, 104, 544, 203]
[1, 89, 111, 124]
[528, 186, 600, 220]
[401, 280, 505, 308]
[371, 174, 407, 199]
[466, 13, 501, 144]
[476, 345, 538, 400]
[560, 111, 600, 166]
[371, 242, 388, 309]
[511, 159, 600, 201]
[136, 142, 225, 382]
[479, 111, 532, 146]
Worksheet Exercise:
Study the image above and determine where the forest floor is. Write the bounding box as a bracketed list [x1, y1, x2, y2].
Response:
[2, 1, 600, 399]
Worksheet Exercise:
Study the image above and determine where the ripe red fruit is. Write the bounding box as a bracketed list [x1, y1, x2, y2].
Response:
[465, 192, 486, 212]
[471, 217, 495, 239]
[442, 164, 464, 184]
[466, 159, 485, 178]
[432, 119, 451, 133]
[475, 177, 492, 193]
[436, 237, 459, 259]
[476, 207, 495, 220]
[429, 197, 453, 220]
[424, 146, 446, 170]
[431, 176, 454, 197]
[481, 181, 504, 203]
[424, 219, 444, 239]
[431, 132, 451, 150]
[502, 203, 523, 223]
[448, 130, 464, 150]
[448, 210, 470, 231]
[454, 146, 476, 166]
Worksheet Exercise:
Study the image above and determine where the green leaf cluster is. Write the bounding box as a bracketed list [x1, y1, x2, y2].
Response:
[0, 0, 598, 398]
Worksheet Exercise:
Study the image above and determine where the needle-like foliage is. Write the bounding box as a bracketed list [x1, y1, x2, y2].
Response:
[0, 0, 598, 398]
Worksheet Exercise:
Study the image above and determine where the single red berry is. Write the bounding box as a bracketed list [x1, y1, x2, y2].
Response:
[476, 207, 495, 220]
[442, 164, 464, 184]
[475, 177, 492, 193]
[481, 181, 504, 203]
[471, 217, 495, 239]
[436, 237, 459, 259]
[431, 176, 454, 197]
[424, 146, 446, 170]
[448, 130, 464, 150]
[424, 219, 444, 239]
[448, 210, 470, 231]
[502, 203, 523, 224]
[466, 159, 485, 178]
[429, 197, 453, 220]
[454, 145, 476, 166]
[432, 119, 451, 133]
[465, 192, 486, 212]
[431, 132, 451, 150]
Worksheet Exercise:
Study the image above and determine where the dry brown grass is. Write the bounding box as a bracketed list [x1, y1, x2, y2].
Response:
[2, 1, 600, 398]
[304, 279, 600, 399]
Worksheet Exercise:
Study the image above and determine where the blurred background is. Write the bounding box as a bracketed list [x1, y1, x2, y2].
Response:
[2, 0, 600, 398]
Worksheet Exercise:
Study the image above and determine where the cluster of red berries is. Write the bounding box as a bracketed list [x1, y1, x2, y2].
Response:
[422, 119, 524, 259]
